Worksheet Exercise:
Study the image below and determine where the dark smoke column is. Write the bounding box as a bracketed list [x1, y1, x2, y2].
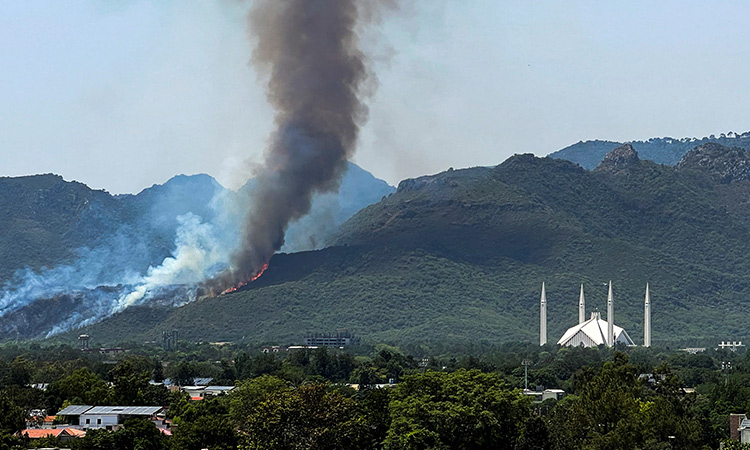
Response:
[208, 0, 380, 292]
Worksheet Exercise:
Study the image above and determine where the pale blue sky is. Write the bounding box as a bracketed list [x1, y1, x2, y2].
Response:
[2, 1, 749, 193]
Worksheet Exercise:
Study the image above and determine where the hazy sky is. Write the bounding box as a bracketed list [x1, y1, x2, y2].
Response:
[2, 1, 750, 194]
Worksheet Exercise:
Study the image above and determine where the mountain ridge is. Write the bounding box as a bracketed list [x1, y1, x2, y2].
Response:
[59, 143, 750, 350]
[550, 130, 750, 169]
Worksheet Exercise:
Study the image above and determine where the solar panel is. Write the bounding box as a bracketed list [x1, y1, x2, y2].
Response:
[57, 405, 93, 415]
[84, 406, 162, 416]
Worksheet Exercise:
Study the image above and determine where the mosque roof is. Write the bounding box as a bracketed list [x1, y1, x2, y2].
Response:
[557, 311, 634, 347]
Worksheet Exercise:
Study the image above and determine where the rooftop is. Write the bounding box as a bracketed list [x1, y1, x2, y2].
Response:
[57, 405, 162, 416]
[557, 311, 634, 347]
[22, 427, 86, 439]
[57, 405, 92, 416]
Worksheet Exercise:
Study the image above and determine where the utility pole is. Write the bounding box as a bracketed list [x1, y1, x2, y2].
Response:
[722, 360, 732, 385]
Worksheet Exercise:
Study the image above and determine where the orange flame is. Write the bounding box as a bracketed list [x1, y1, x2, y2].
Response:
[250, 263, 270, 282]
[220, 263, 269, 295]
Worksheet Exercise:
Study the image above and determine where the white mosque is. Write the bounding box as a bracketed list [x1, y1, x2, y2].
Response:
[539, 281, 651, 348]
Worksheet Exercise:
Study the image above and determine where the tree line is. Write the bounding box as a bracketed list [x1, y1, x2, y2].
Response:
[0, 341, 749, 449]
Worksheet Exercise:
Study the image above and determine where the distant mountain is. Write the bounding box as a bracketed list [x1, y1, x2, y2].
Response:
[549, 131, 750, 169]
[118, 173, 226, 230]
[69, 144, 750, 350]
[0, 164, 394, 338]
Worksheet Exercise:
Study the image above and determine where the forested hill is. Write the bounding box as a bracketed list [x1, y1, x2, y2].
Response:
[73, 143, 750, 350]
[0, 164, 394, 339]
[549, 131, 750, 169]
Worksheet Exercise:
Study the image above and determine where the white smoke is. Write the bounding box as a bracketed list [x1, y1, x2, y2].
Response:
[0, 191, 240, 336]
[113, 213, 229, 312]
[0, 236, 145, 316]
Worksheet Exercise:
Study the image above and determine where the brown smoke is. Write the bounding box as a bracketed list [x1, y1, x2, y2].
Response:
[205, 0, 392, 292]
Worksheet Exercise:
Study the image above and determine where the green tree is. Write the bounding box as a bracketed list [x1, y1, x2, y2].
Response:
[171, 414, 237, 450]
[216, 358, 237, 384]
[558, 353, 707, 450]
[171, 361, 198, 386]
[46, 367, 110, 411]
[350, 365, 384, 389]
[74, 419, 168, 450]
[384, 369, 532, 450]
[141, 383, 170, 407]
[564, 353, 643, 450]
[359, 387, 392, 449]
[171, 397, 237, 450]
[240, 382, 371, 450]
[0, 393, 24, 435]
[238, 352, 282, 380]
[108, 359, 151, 405]
[7, 356, 34, 386]
[229, 375, 289, 429]
[75, 427, 117, 450]
[115, 418, 169, 450]
[152, 360, 164, 383]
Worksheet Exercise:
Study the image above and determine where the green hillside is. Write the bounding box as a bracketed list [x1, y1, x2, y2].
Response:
[68, 145, 750, 350]
[0, 174, 123, 281]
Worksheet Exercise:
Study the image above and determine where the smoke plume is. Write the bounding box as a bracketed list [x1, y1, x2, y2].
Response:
[206, 0, 391, 291]
[0, 0, 398, 338]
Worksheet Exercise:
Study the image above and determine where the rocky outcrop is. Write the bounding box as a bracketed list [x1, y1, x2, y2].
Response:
[594, 144, 640, 174]
[676, 143, 750, 183]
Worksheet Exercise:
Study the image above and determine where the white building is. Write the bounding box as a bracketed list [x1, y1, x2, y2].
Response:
[557, 311, 634, 347]
[56, 405, 164, 431]
[522, 388, 566, 403]
[541, 282, 650, 348]
[181, 385, 235, 399]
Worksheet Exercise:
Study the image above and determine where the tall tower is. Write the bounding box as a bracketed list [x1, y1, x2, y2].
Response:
[644, 283, 651, 347]
[607, 281, 614, 347]
[540, 282, 547, 346]
[578, 284, 586, 324]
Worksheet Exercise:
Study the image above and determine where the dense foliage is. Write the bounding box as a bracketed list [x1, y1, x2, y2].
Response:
[0, 342, 747, 449]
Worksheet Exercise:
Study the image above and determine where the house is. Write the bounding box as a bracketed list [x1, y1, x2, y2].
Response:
[21, 427, 86, 441]
[25, 414, 57, 429]
[56, 405, 164, 431]
[155, 377, 214, 387]
[729, 414, 750, 443]
[203, 386, 235, 396]
[181, 385, 235, 400]
[522, 388, 566, 403]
